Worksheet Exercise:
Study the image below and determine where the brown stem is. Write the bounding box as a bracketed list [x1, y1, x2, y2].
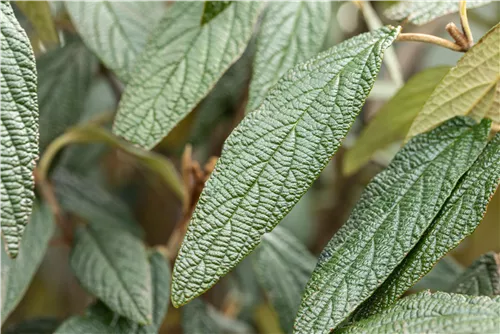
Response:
[446, 22, 470, 50]
[396, 33, 466, 52]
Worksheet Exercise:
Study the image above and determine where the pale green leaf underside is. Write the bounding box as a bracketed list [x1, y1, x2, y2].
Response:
[70, 224, 152, 324]
[113, 2, 262, 149]
[246, 1, 331, 113]
[1, 201, 55, 324]
[0, 1, 39, 258]
[171, 26, 400, 307]
[343, 66, 450, 176]
[253, 226, 316, 333]
[295, 118, 490, 333]
[450, 252, 500, 296]
[339, 292, 500, 334]
[385, 0, 492, 25]
[407, 23, 499, 140]
[201, 1, 232, 25]
[356, 131, 500, 319]
[65, 1, 164, 82]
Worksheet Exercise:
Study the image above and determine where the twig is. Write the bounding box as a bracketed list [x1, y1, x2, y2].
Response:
[396, 33, 466, 52]
[445, 22, 469, 50]
[459, 0, 474, 47]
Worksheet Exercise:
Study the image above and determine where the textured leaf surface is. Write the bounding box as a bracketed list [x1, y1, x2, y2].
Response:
[450, 252, 500, 296]
[356, 131, 500, 319]
[253, 226, 316, 333]
[338, 292, 500, 334]
[201, 1, 232, 25]
[1, 201, 55, 324]
[295, 118, 490, 333]
[0, 1, 39, 257]
[411, 256, 464, 292]
[113, 2, 262, 149]
[70, 224, 152, 324]
[344, 66, 450, 176]
[407, 24, 499, 140]
[15, 1, 59, 46]
[384, 0, 492, 25]
[246, 1, 330, 113]
[37, 38, 98, 151]
[65, 1, 164, 82]
[171, 27, 400, 307]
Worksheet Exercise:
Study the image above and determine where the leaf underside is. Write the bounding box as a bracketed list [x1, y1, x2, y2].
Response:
[171, 26, 400, 308]
[450, 252, 500, 296]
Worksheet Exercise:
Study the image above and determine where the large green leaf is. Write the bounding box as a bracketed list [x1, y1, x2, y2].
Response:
[294, 117, 490, 333]
[356, 132, 500, 318]
[201, 1, 232, 25]
[0, 1, 39, 258]
[246, 1, 330, 113]
[182, 299, 221, 334]
[15, 1, 59, 47]
[384, 1, 492, 25]
[70, 224, 152, 324]
[65, 1, 164, 82]
[1, 201, 55, 324]
[113, 2, 262, 149]
[37, 38, 98, 151]
[252, 226, 316, 333]
[338, 292, 500, 333]
[450, 252, 500, 296]
[407, 24, 499, 140]
[343, 66, 450, 176]
[171, 26, 400, 308]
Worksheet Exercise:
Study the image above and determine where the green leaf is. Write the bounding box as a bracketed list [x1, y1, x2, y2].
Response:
[1, 201, 55, 324]
[171, 26, 400, 308]
[201, 1, 232, 25]
[70, 224, 152, 324]
[182, 299, 221, 334]
[246, 1, 331, 113]
[384, 0, 492, 25]
[406, 23, 499, 141]
[0, 1, 39, 258]
[450, 252, 500, 296]
[411, 256, 464, 292]
[65, 1, 164, 82]
[37, 38, 98, 151]
[15, 1, 59, 46]
[338, 292, 500, 334]
[252, 226, 316, 333]
[356, 131, 500, 318]
[344, 66, 450, 176]
[4, 317, 60, 334]
[295, 117, 490, 333]
[112, 2, 263, 149]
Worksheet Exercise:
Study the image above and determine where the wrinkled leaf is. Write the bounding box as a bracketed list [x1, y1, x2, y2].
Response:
[246, 1, 330, 113]
[201, 1, 232, 25]
[338, 292, 500, 333]
[65, 1, 164, 82]
[171, 27, 400, 307]
[0, 1, 39, 257]
[295, 118, 490, 333]
[344, 66, 450, 176]
[407, 23, 499, 141]
[1, 201, 55, 324]
[450, 252, 500, 296]
[113, 2, 262, 149]
[70, 224, 152, 324]
[15, 1, 59, 46]
[253, 226, 316, 333]
[356, 132, 500, 319]
[385, 0, 492, 25]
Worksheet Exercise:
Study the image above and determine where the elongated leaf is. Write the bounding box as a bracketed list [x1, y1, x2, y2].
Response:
[385, 0, 492, 25]
[37, 38, 98, 151]
[253, 226, 316, 333]
[182, 299, 221, 334]
[1, 201, 55, 324]
[407, 24, 499, 141]
[246, 1, 330, 113]
[295, 117, 490, 333]
[1, 1, 39, 257]
[450, 252, 500, 296]
[469, 81, 500, 124]
[15, 1, 59, 46]
[344, 66, 450, 176]
[171, 26, 400, 307]
[356, 132, 500, 318]
[201, 1, 232, 25]
[113, 2, 262, 149]
[70, 224, 152, 324]
[65, 1, 164, 82]
[338, 292, 500, 334]
[53, 316, 111, 334]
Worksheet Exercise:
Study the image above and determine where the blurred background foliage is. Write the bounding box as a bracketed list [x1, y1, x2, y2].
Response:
[3, 1, 499, 333]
